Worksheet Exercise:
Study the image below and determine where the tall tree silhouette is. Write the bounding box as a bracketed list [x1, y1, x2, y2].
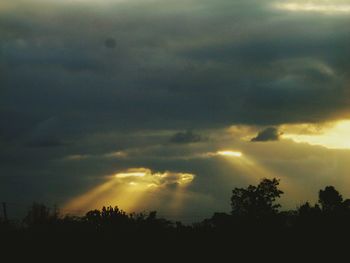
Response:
[230, 178, 283, 218]
[318, 186, 343, 212]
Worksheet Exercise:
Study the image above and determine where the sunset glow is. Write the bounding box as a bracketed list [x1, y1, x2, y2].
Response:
[282, 120, 350, 149]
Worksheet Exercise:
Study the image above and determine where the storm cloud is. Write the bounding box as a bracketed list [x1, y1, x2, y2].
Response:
[1, 0, 350, 135]
[251, 127, 281, 142]
[1, 0, 350, 221]
[170, 130, 203, 144]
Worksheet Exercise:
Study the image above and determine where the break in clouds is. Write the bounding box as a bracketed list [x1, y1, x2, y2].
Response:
[1, 0, 350, 221]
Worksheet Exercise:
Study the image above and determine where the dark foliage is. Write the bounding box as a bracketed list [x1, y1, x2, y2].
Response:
[1, 178, 350, 260]
[231, 178, 283, 218]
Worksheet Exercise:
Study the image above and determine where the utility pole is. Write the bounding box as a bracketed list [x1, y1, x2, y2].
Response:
[2, 202, 8, 222]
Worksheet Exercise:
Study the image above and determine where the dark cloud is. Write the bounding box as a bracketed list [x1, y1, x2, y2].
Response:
[1, 0, 350, 221]
[104, 38, 116, 49]
[170, 130, 203, 144]
[1, 0, 349, 134]
[25, 138, 66, 148]
[0, 109, 39, 141]
[251, 127, 281, 142]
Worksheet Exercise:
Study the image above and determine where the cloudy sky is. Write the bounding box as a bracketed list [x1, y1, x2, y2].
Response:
[1, 0, 350, 221]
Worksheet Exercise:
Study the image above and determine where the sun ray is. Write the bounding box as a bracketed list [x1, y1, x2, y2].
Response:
[215, 150, 300, 207]
[63, 168, 195, 215]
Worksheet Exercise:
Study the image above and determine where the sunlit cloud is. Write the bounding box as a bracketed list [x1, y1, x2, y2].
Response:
[114, 168, 195, 186]
[63, 168, 195, 214]
[115, 171, 147, 178]
[282, 120, 350, 149]
[104, 151, 127, 158]
[217, 151, 243, 157]
[205, 150, 243, 158]
[274, 1, 350, 14]
[64, 151, 127, 161]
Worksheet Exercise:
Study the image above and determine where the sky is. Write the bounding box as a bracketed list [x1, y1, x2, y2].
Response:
[1, 0, 350, 222]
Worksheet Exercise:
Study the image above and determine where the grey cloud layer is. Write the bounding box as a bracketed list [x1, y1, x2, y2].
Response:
[1, 0, 350, 220]
[1, 0, 350, 139]
[170, 130, 203, 144]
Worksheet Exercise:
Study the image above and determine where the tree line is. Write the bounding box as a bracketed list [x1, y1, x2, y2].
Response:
[1, 178, 350, 258]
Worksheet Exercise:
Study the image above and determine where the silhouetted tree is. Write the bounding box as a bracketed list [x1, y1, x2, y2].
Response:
[24, 203, 58, 226]
[205, 212, 233, 229]
[4, 177, 350, 260]
[85, 209, 102, 226]
[296, 202, 322, 228]
[298, 202, 321, 216]
[343, 199, 350, 210]
[231, 178, 283, 218]
[318, 186, 343, 212]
